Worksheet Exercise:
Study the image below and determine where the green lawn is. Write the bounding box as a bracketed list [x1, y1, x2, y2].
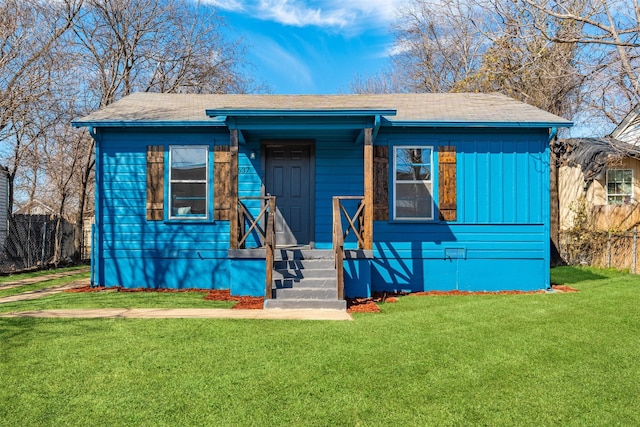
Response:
[1, 266, 639, 426]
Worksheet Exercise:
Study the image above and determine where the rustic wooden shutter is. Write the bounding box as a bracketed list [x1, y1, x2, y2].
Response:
[146, 145, 164, 221]
[438, 146, 457, 221]
[373, 145, 389, 221]
[214, 145, 231, 220]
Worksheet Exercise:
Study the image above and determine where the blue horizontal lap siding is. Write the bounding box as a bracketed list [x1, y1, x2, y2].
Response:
[97, 129, 231, 290]
[367, 128, 551, 293]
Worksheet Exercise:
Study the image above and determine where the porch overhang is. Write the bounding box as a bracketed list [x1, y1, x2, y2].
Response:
[206, 108, 396, 145]
[205, 108, 397, 118]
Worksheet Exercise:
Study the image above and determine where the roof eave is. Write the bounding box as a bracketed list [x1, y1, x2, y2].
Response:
[385, 120, 573, 128]
[71, 120, 227, 128]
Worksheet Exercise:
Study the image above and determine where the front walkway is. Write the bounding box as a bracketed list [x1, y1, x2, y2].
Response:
[0, 269, 352, 320]
[0, 267, 90, 291]
[0, 278, 90, 304]
[0, 307, 353, 321]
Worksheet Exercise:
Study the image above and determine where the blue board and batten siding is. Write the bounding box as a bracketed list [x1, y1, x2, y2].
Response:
[369, 128, 550, 294]
[93, 125, 551, 296]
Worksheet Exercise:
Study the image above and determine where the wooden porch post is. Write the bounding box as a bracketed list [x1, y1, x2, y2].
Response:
[363, 127, 373, 250]
[229, 129, 239, 249]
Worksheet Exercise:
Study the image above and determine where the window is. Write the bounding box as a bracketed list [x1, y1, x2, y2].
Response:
[393, 146, 433, 220]
[169, 146, 208, 219]
[607, 169, 633, 205]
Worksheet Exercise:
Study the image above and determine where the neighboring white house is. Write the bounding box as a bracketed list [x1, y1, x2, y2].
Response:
[0, 165, 8, 247]
[611, 105, 640, 145]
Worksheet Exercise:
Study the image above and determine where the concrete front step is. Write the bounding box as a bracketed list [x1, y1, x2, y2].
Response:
[274, 259, 336, 271]
[275, 249, 334, 261]
[274, 278, 337, 290]
[272, 287, 338, 300]
[273, 268, 336, 281]
[266, 249, 345, 311]
[264, 298, 347, 310]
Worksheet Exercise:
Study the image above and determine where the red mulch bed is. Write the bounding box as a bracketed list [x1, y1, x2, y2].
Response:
[203, 290, 264, 310]
[66, 284, 577, 313]
[345, 285, 578, 313]
[551, 284, 579, 292]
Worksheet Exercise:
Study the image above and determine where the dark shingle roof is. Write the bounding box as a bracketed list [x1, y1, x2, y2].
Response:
[74, 92, 572, 127]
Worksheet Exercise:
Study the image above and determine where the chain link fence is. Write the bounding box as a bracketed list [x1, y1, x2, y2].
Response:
[0, 214, 85, 274]
[559, 229, 640, 273]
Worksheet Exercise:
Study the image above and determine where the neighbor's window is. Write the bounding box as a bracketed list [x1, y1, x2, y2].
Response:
[607, 169, 633, 205]
[393, 146, 433, 220]
[169, 146, 208, 219]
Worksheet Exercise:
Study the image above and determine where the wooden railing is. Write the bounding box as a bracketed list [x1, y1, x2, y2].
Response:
[237, 196, 276, 299]
[332, 196, 365, 299]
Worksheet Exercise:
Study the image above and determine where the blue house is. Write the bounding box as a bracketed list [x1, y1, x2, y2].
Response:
[74, 93, 572, 309]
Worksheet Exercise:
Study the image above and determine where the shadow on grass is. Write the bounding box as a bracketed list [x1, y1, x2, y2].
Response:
[551, 266, 609, 284]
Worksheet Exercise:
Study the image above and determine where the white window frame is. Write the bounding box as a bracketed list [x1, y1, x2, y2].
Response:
[168, 145, 209, 220]
[606, 168, 634, 205]
[393, 145, 434, 220]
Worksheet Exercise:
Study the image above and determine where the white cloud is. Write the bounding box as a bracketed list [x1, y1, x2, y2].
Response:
[208, 0, 246, 12]
[258, 0, 351, 27]
[216, 0, 403, 32]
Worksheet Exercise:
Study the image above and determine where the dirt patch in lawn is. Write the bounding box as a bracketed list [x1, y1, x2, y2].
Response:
[202, 290, 264, 309]
[346, 292, 404, 313]
[551, 284, 579, 293]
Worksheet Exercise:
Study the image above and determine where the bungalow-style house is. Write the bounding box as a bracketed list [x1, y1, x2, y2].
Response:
[558, 105, 640, 231]
[74, 93, 571, 309]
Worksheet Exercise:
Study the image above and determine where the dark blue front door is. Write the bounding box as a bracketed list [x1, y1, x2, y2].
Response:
[265, 144, 312, 246]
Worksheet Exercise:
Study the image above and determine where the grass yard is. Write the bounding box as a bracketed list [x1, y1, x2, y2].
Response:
[1, 266, 639, 426]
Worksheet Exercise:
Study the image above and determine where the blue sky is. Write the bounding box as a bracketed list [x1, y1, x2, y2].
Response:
[211, 0, 402, 94]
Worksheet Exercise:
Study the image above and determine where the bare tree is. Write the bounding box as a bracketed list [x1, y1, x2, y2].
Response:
[390, 0, 487, 93]
[0, 0, 83, 211]
[1, 0, 254, 264]
[455, 0, 586, 119]
[72, 0, 252, 106]
[520, 0, 640, 125]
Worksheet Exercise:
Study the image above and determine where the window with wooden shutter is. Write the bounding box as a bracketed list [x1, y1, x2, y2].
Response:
[146, 145, 164, 221]
[393, 146, 434, 220]
[214, 145, 231, 220]
[169, 146, 208, 219]
[438, 146, 457, 221]
[373, 145, 389, 221]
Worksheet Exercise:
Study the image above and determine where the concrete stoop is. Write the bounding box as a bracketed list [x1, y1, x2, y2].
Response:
[264, 249, 346, 311]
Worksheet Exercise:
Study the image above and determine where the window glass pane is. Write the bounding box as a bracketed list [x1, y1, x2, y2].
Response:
[606, 169, 633, 205]
[171, 183, 206, 216]
[396, 182, 433, 218]
[608, 195, 623, 205]
[169, 145, 208, 219]
[396, 148, 431, 181]
[171, 147, 207, 181]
